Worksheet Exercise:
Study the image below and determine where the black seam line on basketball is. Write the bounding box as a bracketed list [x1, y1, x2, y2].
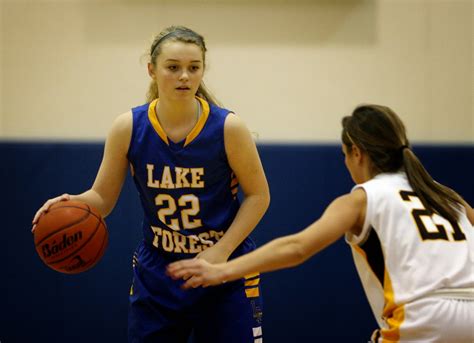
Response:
[87, 229, 109, 269]
[47, 204, 102, 221]
[84, 203, 103, 222]
[93, 226, 108, 262]
[49, 218, 103, 265]
[35, 209, 91, 246]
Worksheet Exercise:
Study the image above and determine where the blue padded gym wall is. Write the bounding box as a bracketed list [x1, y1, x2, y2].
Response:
[1, 142, 472, 342]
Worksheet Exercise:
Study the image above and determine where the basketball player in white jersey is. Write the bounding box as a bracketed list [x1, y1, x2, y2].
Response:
[168, 104, 474, 342]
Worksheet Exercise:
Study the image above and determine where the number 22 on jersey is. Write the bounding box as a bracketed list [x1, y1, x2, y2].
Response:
[155, 194, 202, 231]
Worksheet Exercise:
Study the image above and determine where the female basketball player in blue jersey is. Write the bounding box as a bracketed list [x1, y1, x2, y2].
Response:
[169, 105, 474, 342]
[32, 26, 270, 343]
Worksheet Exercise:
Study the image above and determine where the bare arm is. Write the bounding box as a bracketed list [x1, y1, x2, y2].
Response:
[73, 111, 132, 216]
[168, 189, 367, 288]
[32, 111, 132, 226]
[196, 113, 270, 263]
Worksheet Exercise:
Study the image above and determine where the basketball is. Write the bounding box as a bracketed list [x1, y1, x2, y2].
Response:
[34, 200, 108, 274]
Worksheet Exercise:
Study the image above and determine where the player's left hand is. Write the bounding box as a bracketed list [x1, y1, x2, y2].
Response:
[166, 259, 226, 289]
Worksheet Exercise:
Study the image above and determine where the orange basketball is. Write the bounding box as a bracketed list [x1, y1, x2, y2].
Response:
[34, 200, 108, 274]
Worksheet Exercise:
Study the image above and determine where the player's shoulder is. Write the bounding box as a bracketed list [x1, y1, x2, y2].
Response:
[222, 112, 258, 162]
[223, 112, 241, 128]
[337, 188, 367, 209]
[108, 110, 132, 142]
[113, 110, 132, 129]
[223, 112, 253, 144]
[204, 101, 244, 134]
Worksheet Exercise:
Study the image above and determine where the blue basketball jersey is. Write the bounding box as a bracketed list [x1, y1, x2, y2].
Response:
[127, 97, 241, 258]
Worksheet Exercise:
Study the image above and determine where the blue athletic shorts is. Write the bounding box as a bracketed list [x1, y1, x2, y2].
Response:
[128, 240, 263, 343]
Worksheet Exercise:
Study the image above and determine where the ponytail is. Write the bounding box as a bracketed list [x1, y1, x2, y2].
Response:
[146, 81, 159, 103]
[196, 82, 222, 107]
[402, 149, 463, 223]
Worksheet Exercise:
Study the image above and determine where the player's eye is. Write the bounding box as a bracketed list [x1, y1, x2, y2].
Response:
[168, 65, 178, 71]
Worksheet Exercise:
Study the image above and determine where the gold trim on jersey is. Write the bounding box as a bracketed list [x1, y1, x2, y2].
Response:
[231, 173, 239, 187]
[184, 97, 210, 147]
[245, 287, 260, 298]
[230, 172, 239, 199]
[245, 272, 260, 280]
[148, 99, 169, 145]
[380, 270, 405, 342]
[352, 243, 405, 341]
[243, 273, 261, 297]
[245, 278, 260, 287]
[147, 96, 210, 147]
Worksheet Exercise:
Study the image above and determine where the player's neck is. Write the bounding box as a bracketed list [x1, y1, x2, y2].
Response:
[363, 160, 377, 183]
[156, 98, 200, 128]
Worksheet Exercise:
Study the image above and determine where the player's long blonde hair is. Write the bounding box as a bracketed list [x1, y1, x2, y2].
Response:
[341, 104, 464, 224]
[146, 26, 221, 106]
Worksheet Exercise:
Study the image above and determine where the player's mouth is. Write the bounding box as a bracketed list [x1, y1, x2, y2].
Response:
[176, 86, 191, 91]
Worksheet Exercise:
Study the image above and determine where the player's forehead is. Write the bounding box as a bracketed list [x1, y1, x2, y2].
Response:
[158, 41, 203, 63]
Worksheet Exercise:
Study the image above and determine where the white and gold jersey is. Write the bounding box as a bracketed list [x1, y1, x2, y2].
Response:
[346, 172, 474, 341]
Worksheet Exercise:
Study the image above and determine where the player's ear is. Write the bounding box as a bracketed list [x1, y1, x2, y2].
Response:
[148, 63, 156, 79]
[352, 144, 364, 164]
[351, 144, 361, 156]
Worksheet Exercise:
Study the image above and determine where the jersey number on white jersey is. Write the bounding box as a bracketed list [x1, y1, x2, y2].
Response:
[399, 191, 466, 242]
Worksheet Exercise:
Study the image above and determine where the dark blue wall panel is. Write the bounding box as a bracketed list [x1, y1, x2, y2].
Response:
[0, 142, 472, 343]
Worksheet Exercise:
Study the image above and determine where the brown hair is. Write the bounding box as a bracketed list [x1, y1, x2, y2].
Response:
[341, 104, 463, 223]
[146, 25, 221, 106]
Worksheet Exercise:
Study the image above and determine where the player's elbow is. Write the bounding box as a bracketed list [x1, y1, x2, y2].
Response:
[101, 205, 113, 218]
[247, 188, 270, 214]
[98, 197, 118, 218]
[283, 236, 310, 267]
[294, 244, 311, 266]
[260, 190, 270, 213]
[86, 190, 116, 218]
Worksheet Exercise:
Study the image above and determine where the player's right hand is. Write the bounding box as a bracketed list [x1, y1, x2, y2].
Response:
[31, 193, 71, 232]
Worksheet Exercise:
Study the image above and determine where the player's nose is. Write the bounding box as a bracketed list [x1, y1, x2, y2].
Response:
[179, 70, 189, 81]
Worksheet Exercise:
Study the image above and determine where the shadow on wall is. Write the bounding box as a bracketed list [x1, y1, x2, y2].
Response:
[81, 0, 376, 46]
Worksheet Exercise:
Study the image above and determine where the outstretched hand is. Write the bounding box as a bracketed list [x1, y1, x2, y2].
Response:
[167, 259, 227, 289]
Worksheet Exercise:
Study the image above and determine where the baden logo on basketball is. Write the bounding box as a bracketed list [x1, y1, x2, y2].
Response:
[41, 231, 83, 258]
